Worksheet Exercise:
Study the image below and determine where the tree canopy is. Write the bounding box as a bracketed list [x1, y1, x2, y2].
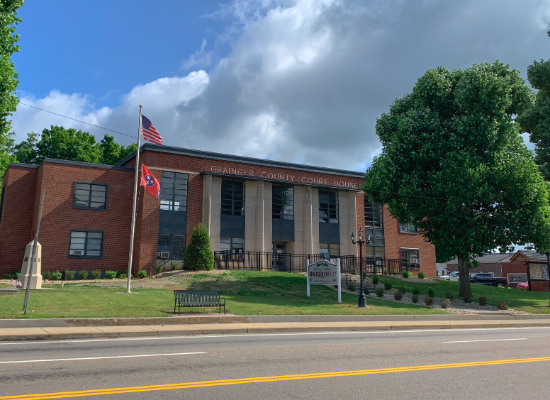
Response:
[363, 61, 550, 298]
[13, 126, 136, 165]
[518, 24, 550, 179]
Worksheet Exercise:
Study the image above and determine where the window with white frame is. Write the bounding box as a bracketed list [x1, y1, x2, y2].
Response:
[69, 230, 104, 258]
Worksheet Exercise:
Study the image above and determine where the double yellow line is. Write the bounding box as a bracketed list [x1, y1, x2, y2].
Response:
[2, 356, 550, 399]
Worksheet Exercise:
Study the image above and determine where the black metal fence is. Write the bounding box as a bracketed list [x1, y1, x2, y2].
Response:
[213, 251, 412, 279]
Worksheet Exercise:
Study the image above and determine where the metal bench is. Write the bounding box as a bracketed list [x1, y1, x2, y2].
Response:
[173, 290, 226, 314]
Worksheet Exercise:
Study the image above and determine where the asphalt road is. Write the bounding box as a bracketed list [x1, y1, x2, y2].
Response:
[2, 327, 550, 399]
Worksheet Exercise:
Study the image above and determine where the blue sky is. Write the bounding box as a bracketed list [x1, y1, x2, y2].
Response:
[9, 0, 550, 172]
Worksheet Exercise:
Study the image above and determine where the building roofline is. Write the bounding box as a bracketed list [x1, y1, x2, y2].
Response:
[115, 143, 366, 179]
[6, 159, 134, 174]
[8, 162, 40, 169]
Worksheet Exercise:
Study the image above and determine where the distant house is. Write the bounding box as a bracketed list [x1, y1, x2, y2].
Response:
[445, 253, 515, 277]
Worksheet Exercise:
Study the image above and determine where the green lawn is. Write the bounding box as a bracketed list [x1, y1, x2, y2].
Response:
[0, 271, 444, 319]
[377, 276, 550, 314]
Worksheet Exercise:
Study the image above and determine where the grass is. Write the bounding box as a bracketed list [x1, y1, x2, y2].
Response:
[0, 271, 444, 319]
[376, 276, 550, 314]
[0, 283, 13, 288]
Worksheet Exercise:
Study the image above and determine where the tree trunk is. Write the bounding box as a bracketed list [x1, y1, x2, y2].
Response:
[457, 254, 472, 298]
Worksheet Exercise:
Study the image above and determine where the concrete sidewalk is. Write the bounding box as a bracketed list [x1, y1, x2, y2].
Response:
[3, 318, 550, 342]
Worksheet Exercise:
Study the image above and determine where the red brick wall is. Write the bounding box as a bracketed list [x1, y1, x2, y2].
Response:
[383, 205, 436, 278]
[501, 262, 527, 277]
[446, 262, 503, 277]
[21, 162, 134, 273]
[0, 167, 37, 276]
[531, 280, 549, 292]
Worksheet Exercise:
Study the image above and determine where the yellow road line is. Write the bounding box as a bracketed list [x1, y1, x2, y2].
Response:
[2, 356, 550, 400]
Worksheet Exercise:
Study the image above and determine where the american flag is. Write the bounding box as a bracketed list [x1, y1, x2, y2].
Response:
[141, 115, 163, 145]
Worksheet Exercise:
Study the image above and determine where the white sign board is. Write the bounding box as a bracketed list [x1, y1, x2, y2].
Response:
[307, 259, 341, 303]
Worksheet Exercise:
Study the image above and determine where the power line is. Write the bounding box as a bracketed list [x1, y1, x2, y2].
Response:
[18, 102, 135, 139]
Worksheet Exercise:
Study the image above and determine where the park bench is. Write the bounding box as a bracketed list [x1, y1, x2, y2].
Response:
[173, 290, 226, 314]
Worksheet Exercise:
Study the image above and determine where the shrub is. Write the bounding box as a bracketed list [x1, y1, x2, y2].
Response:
[498, 301, 508, 310]
[417, 272, 425, 279]
[105, 270, 116, 279]
[412, 288, 420, 295]
[478, 296, 487, 306]
[372, 276, 380, 286]
[399, 286, 407, 293]
[65, 270, 75, 280]
[137, 270, 147, 279]
[10, 270, 20, 279]
[2, 274, 10, 279]
[91, 269, 101, 280]
[347, 283, 356, 292]
[119, 273, 127, 279]
[182, 223, 215, 271]
[462, 295, 473, 303]
[428, 289, 436, 298]
[350, 268, 358, 275]
[376, 287, 384, 297]
[440, 298, 450, 309]
[424, 295, 434, 306]
[384, 283, 393, 291]
[412, 293, 419, 303]
[51, 271, 62, 281]
[154, 263, 163, 274]
[78, 270, 89, 280]
[43, 271, 53, 280]
[171, 262, 179, 271]
[402, 270, 412, 278]
[394, 290, 403, 301]
[116, 270, 126, 278]
[363, 286, 369, 295]
[445, 291, 454, 300]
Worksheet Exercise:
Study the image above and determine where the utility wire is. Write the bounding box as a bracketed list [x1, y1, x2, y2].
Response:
[18, 102, 135, 139]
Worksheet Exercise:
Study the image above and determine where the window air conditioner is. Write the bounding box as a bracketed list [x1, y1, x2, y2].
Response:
[410, 258, 420, 264]
[160, 252, 170, 259]
[73, 250, 83, 256]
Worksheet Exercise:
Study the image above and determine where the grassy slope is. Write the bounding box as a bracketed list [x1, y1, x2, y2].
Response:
[0, 271, 443, 319]
[377, 276, 550, 314]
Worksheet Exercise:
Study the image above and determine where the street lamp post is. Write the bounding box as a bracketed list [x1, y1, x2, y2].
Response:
[546, 252, 550, 307]
[351, 228, 371, 308]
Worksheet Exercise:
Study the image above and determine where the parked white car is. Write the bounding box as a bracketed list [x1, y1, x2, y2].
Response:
[449, 271, 459, 281]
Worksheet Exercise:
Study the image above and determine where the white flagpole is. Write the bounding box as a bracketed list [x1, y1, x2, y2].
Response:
[126, 105, 142, 293]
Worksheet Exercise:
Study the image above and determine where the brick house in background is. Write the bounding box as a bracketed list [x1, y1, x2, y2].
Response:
[445, 253, 514, 277]
[0, 144, 436, 277]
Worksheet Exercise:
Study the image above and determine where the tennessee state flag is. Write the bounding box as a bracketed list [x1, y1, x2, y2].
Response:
[140, 164, 161, 198]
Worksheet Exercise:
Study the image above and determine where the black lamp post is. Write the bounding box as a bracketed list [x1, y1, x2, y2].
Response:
[351, 228, 371, 308]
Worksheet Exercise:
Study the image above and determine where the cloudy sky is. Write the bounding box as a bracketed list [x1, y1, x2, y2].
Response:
[10, 0, 550, 171]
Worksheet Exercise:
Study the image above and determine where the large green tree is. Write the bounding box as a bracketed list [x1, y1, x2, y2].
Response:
[0, 0, 23, 185]
[518, 24, 550, 179]
[13, 128, 135, 165]
[363, 61, 550, 298]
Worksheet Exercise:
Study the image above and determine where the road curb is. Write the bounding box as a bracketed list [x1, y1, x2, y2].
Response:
[2, 320, 550, 342]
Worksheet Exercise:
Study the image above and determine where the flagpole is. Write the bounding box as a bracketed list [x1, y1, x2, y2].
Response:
[126, 105, 142, 293]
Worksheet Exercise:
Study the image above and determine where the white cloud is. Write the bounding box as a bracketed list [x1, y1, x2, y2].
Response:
[10, 0, 550, 171]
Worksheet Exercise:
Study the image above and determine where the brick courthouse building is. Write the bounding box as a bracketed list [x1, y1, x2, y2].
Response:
[0, 143, 436, 277]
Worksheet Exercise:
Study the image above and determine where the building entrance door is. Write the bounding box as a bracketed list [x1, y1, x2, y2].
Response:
[272, 242, 288, 271]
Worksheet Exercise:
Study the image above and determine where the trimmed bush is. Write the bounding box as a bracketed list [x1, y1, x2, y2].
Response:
[364, 286, 369, 295]
[65, 270, 75, 280]
[78, 270, 88, 280]
[428, 289, 436, 298]
[498, 301, 508, 310]
[372, 276, 380, 286]
[347, 283, 356, 292]
[43, 271, 53, 280]
[51, 271, 62, 281]
[399, 286, 407, 293]
[119, 273, 127, 279]
[440, 298, 450, 309]
[10, 270, 20, 279]
[394, 290, 403, 301]
[116, 270, 126, 278]
[3, 274, 10, 279]
[154, 263, 163, 274]
[424, 295, 434, 306]
[412, 293, 419, 303]
[182, 223, 214, 271]
[376, 287, 384, 297]
[417, 272, 425, 279]
[137, 270, 147, 279]
[384, 282, 393, 291]
[412, 288, 420, 295]
[91, 269, 101, 280]
[171, 262, 179, 271]
[105, 270, 116, 279]
[478, 296, 487, 306]
[402, 270, 412, 278]
[445, 291, 454, 300]
[463, 295, 473, 303]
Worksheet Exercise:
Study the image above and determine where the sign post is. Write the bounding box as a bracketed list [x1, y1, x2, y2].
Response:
[307, 258, 341, 304]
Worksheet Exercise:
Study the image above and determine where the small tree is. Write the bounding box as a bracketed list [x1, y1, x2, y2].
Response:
[182, 223, 214, 271]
